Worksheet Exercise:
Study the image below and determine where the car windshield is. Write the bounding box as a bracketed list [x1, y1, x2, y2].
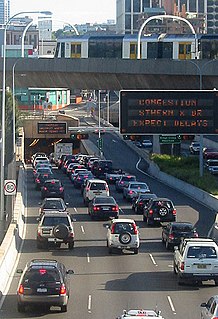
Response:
[90, 183, 106, 190]
[172, 224, 193, 232]
[187, 246, 217, 258]
[42, 216, 70, 226]
[153, 200, 173, 208]
[23, 268, 60, 283]
[113, 222, 136, 234]
[130, 183, 148, 189]
[94, 197, 115, 204]
[45, 181, 61, 188]
[43, 201, 64, 210]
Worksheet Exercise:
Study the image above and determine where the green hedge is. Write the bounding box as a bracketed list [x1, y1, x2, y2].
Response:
[151, 154, 218, 195]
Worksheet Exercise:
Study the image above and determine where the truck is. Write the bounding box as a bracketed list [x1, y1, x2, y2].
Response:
[54, 143, 73, 166]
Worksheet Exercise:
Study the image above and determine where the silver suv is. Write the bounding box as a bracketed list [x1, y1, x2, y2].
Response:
[106, 218, 140, 254]
[83, 179, 109, 205]
[36, 212, 74, 250]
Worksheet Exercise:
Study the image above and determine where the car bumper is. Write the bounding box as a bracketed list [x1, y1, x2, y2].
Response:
[37, 236, 74, 245]
[17, 294, 68, 306]
[178, 272, 218, 281]
[90, 211, 118, 219]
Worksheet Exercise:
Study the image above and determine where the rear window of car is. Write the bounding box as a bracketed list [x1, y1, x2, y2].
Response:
[99, 161, 112, 168]
[153, 200, 173, 208]
[43, 201, 64, 210]
[172, 225, 193, 232]
[94, 197, 115, 204]
[113, 222, 136, 234]
[42, 216, 70, 226]
[23, 268, 60, 283]
[90, 182, 106, 190]
[121, 176, 136, 182]
[187, 246, 217, 258]
[45, 181, 61, 188]
[130, 183, 148, 189]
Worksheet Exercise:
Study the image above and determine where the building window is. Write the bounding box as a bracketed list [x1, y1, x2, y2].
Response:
[133, 0, 140, 12]
[125, 14, 131, 30]
[125, 0, 131, 13]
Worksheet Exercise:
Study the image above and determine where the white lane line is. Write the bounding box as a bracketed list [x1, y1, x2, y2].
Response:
[87, 253, 90, 263]
[88, 295, 92, 313]
[81, 225, 85, 234]
[73, 207, 78, 213]
[112, 139, 118, 143]
[136, 157, 150, 176]
[149, 253, 158, 266]
[167, 295, 176, 314]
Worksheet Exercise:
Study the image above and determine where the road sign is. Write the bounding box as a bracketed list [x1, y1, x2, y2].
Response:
[97, 138, 103, 150]
[159, 135, 182, 144]
[120, 90, 218, 134]
[4, 180, 16, 195]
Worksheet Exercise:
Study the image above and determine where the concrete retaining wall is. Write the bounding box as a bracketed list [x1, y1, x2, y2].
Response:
[0, 166, 25, 298]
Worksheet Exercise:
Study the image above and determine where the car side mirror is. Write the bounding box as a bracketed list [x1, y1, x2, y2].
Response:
[16, 269, 23, 274]
[174, 246, 178, 251]
[105, 225, 110, 229]
[66, 202, 69, 206]
[38, 202, 42, 205]
[67, 269, 74, 274]
[200, 303, 207, 307]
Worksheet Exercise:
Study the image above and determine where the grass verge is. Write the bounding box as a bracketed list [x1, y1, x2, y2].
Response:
[151, 154, 218, 195]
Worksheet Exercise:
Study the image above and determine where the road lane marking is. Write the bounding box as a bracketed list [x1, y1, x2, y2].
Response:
[112, 139, 118, 143]
[73, 207, 77, 213]
[136, 157, 150, 176]
[87, 253, 90, 263]
[81, 225, 85, 233]
[167, 296, 176, 314]
[149, 253, 158, 266]
[88, 295, 92, 313]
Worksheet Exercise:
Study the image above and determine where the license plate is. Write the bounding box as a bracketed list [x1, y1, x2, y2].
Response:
[37, 288, 47, 293]
[197, 264, 207, 269]
[102, 207, 110, 210]
[48, 238, 62, 242]
[154, 217, 160, 220]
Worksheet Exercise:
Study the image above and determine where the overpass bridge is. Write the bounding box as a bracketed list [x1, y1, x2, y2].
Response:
[1, 57, 218, 91]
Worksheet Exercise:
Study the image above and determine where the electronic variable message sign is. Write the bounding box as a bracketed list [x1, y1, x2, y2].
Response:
[120, 90, 218, 134]
[38, 122, 67, 134]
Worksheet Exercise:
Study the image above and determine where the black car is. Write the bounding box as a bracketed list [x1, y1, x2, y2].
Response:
[17, 259, 74, 313]
[115, 175, 136, 192]
[74, 171, 94, 188]
[39, 198, 68, 217]
[143, 197, 176, 226]
[88, 196, 119, 220]
[132, 193, 157, 214]
[162, 221, 198, 250]
[35, 173, 54, 190]
[41, 179, 65, 199]
[91, 160, 113, 178]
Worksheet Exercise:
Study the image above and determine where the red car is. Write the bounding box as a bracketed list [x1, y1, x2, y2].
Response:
[203, 148, 218, 160]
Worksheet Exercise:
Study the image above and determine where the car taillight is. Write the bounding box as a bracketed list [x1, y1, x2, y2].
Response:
[111, 224, 115, 234]
[43, 187, 47, 191]
[36, 178, 40, 183]
[149, 209, 153, 214]
[86, 187, 90, 191]
[194, 232, 199, 237]
[60, 284, 66, 295]
[112, 205, 119, 212]
[93, 206, 100, 211]
[180, 262, 185, 271]
[106, 187, 109, 192]
[120, 181, 124, 184]
[169, 234, 174, 240]
[172, 209, 176, 215]
[129, 190, 133, 194]
[69, 231, 74, 237]
[110, 177, 113, 180]
[59, 187, 64, 192]
[133, 223, 138, 234]
[18, 284, 24, 295]
[139, 201, 143, 206]
[77, 177, 81, 180]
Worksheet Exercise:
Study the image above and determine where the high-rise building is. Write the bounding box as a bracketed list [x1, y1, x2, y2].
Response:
[0, 0, 10, 25]
[38, 17, 52, 40]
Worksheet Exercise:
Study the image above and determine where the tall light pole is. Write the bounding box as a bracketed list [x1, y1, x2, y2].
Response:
[21, 20, 34, 58]
[98, 90, 101, 157]
[184, 59, 217, 177]
[0, 10, 52, 222]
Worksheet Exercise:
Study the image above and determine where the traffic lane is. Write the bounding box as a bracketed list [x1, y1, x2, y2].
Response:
[90, 132, 215, 236]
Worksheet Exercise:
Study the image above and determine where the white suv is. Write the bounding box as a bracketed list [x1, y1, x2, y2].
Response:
[83, 179, 109, 205]
[106, 218, 140, 254]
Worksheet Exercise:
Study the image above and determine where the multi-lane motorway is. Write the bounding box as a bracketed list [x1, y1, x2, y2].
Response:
[0, 106, 217, 319]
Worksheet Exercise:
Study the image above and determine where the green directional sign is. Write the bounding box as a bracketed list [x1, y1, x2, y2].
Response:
[159, 135, 182, 144]
[97, 138, 103, 150]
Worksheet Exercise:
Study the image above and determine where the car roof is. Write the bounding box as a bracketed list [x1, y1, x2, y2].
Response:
[43, 197, 64, 202]
[111, 218, 136, 224]
[28, 259, 59, 267]
[183, 238, 214, 243]
[87, 179, 107, 183]
[42, 212, 70, 218]
[168, 221, 194, 226]
[151, 197, 172, 201]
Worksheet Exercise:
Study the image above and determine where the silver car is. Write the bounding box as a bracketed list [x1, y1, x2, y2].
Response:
[123, 181, 150, 201]
[201, 295, 218, 319]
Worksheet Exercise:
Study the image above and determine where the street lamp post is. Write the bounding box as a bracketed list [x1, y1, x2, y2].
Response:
[185, 59, 217, 177]
[0, 10, 52, 222]
[21, 20, 33, 58]
[107, 90, 110, 124]
[98, 90, 101, 157]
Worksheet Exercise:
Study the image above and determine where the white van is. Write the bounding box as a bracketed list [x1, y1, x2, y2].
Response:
[83, 179, 109, 205]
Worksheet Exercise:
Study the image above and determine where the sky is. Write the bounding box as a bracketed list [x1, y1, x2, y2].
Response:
[10, 0, 116, 29]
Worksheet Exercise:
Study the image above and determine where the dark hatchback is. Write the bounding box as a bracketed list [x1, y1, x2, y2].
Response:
[115, 175, 136, 192]
[88, 196, 119, 220]
[39, 198, 68, 216]
[162, 221, 198, 250]
[35, 173, 54, 190]
[143, 197, 176, 226]
[91, 160, 113, 178]
[132, 193, 157, 214]
[17, 259, 74, 313]
[41, 179, 65, 199]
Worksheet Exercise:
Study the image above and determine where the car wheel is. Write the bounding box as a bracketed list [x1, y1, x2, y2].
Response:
[214, 279, 218, 286]
[119, 232, 131, 245]
[53, 224, 69, 240]
[143, 214, 147, 222]
[68, 242, 74, 250]
[17, 303, 25, 313]
[133, 248, 139, 254]
[61, 305, 67, 312]
[158, 206, 169, 217]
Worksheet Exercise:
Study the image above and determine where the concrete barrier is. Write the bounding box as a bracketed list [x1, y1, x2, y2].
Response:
[0, 165, 26, 300]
